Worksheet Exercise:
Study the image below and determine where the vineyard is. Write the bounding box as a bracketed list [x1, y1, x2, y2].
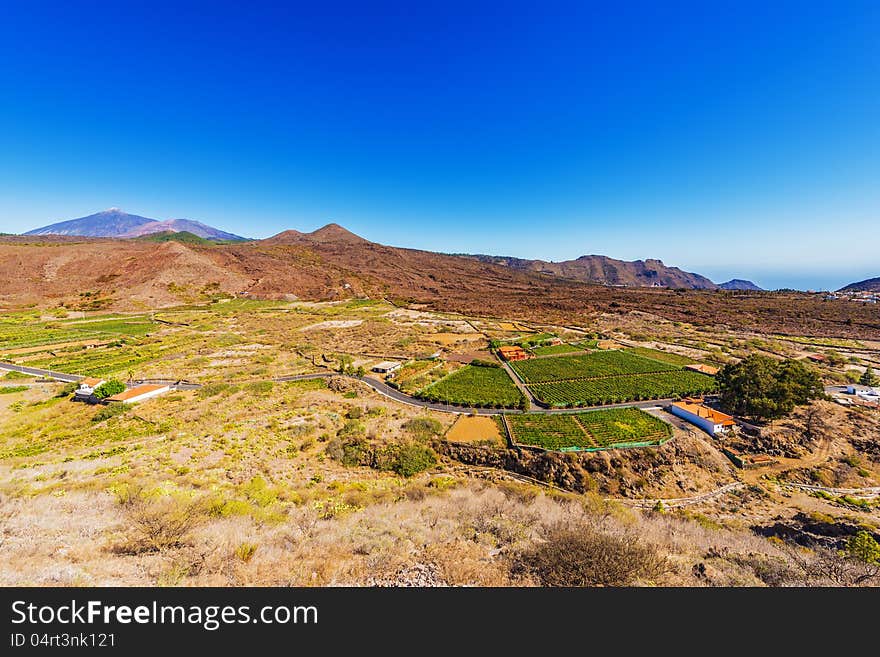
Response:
[418, 365, 526, 408]
[0, 314, 158, 353]
[506, 408, 671, 451]
[531, 343, 584, 356]
[510, 350, 678, 383]
[528, 370, 717, 407]
[625, 347, 695, 367]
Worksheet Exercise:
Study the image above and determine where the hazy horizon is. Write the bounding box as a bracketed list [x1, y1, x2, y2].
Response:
[1, 3, 878, 293]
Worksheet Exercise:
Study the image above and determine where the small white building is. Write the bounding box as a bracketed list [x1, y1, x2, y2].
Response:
[105, 383, 170, 404]
[669, 401, 736, 436]
[73, 377, 105, 401]
[371, 361, 401, 375]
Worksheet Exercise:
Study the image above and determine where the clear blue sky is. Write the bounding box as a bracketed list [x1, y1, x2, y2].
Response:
[1, 1, 877, 290]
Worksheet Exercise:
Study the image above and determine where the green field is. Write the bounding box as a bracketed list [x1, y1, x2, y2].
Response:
[0, 315, 158, 352]
[531, 343, 584, 356]
[528, 371, 717, 407]
[418, 365, 525, 408]
[625, 347, 695, 367]
[510, 350, 677, 383]
[507, 408, 671, 450]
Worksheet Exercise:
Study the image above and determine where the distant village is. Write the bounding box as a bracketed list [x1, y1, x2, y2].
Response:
[823, 289, 879, 304]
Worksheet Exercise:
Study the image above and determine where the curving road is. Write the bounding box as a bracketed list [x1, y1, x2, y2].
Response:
[1, 359, 850, 420]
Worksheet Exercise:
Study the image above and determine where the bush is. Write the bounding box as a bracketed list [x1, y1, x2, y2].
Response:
[0, 386, 28, 395]
[197, 383, 231, 398]
[235, 542, 259, 563]
[403, 417, 443, 438]
[326, 436, 370, 467]
[92, 403, 130, 422]
[389, 442, 437, 477]
[247, 381, 274, 395]
[470, 359, 500, 368]
[517, 523, 666, 586]
[113, 487, 207, 554]
[93, 379, 125, 399]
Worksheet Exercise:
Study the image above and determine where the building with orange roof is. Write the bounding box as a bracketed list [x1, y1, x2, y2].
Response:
[498, 345, 531, 361]
[74, 376, 106, 402]
[105, 383, 170, 404]
[685, 363, 719, 376]
[669, 400, 736, 436]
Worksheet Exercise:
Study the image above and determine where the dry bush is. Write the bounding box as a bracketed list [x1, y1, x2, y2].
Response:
[113, 488, 208, 554]
[515, 521, 667, 586]
[779, 540, 880, 587]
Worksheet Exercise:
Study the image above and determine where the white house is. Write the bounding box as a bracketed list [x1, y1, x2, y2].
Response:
[847, 384, 879, 396]
[371, 361, 401, 375]
[105, 383, 170, 404]
[669, 401, 736, 436]
[73, 377, 105, 401]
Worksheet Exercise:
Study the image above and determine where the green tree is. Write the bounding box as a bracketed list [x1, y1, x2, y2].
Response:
[859, 366, 878, 386]
[717, 354, 823, 421]
[93, 379, 126, 399]
[846, 531, 880, 565]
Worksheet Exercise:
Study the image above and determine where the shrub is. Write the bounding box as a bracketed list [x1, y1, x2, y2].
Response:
[235, 542, 259, 563]
[390, 442, 437, 477]
[403, 417, 443, 438]
[247, 381, 274, 395]
[516, 523, 666, 586]
[92, 403, 130, 422]
[197, 383, 231, 398]
[338, 419, 365, 439]
[93, 379, 125, 399]
[326, 436, 370, 467]
[0, 385, 28, 395]
[113, 487, 207, 554]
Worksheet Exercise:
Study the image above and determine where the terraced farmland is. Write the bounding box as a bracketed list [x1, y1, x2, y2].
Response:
[0, 315, 158, 352]
[531, 343, 584, 356]
[528, 371, 717, 407]
[625, 347, 695, 367]
[507, 408, 671, 451]
[418, 365, 525, 408]
[510, 350, 677, 383]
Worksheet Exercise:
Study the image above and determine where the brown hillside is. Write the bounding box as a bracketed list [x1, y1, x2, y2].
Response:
[1, 232, 878, 339]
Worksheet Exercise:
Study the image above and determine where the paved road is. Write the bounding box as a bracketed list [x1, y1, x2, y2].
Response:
[0, 359, 687, 418]
[19, 354, 840, 424]
[0, 362, 82, 383]
[276, 371, 679, 416]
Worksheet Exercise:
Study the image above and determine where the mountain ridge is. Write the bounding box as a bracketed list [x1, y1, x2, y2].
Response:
[839, 276, 880, 292]
[23, 208, 246, 241]
[459, 253, 719, 289]
[719, 279, 763, 291]
[24, 211, 760, 290]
